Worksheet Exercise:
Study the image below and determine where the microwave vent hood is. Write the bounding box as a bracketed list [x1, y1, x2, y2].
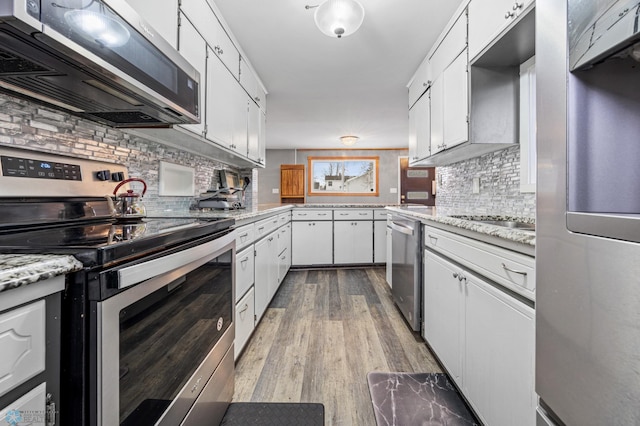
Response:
[0, 0, 200, 128]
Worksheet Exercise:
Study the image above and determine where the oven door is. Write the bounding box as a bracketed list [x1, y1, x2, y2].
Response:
[94, 231, 235, 426]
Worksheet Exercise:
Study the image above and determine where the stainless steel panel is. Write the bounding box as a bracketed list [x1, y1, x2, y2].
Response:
[536, 1, 640, 425]
[390, 215, 421, 331]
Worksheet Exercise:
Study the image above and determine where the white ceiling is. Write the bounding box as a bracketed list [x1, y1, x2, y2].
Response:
[214, 0, 465, 150]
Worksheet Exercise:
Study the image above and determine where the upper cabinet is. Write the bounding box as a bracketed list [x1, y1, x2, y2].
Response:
[126, 0, 179, 48]
[125, 0, 268, 169]
[408, 58, 431, 110]
[468, 0, 534, 62]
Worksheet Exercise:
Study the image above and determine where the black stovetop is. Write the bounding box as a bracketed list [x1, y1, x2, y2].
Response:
[0, 217, 234, 267]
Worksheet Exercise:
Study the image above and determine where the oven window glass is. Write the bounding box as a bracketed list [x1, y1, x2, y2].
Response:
[39, 0, 198, 116]
[118, 251, 232, 425]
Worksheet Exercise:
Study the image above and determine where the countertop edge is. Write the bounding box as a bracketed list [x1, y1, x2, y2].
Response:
[0, 254, 83, 295]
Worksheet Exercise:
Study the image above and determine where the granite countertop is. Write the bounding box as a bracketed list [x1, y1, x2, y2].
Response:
[0, 254, 83, 294]
[386, 206, 536, 249]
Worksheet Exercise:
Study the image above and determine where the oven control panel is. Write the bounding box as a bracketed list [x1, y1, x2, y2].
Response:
[0, 146, 128, 197]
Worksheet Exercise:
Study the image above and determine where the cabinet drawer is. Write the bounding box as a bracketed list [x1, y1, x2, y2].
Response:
[292, 209, 332, 220]
[254, 215, 280, 239]
[234, 287, 255, 360]
[236, 246, 255, 302]
[277, 212, 291, 226]
[0, 382, 46, 423]
[424, 225, 535, 300]
[333, 209, 373, 220]
[235, 223, 255, 251]
[430, 11, 467, 78]
[374, 209, 389, 220]
[0, 300, 46, 397]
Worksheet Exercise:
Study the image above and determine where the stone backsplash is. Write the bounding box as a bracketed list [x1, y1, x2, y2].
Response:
[436, 145, 536, 219]
[0, 94, 252, 212]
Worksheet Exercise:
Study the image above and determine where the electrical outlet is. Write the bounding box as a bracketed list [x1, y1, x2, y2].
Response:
[390, 188, 398, 193]
[472, 177, 480, 194]
[272, 188, 279, 194]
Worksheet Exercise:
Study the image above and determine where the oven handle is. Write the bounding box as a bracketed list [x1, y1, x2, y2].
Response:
[118, 231, 236, 289]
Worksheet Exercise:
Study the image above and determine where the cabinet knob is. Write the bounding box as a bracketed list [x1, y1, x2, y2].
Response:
[505, 10, 515, 19]
[453, 272, 459, 279]
[255, 96, 261, 102]
[512, 1, 523, 10]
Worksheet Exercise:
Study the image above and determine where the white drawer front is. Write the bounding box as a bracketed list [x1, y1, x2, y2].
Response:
[0, 382, 47, 423]
[333, 209, 373, 220]
[0, 300, 46, 397]
[277, 223, 291, 255]
[292, 209, 333, 220]
[235, 223, 255, 251]
[424, 225, 535, 300]
[255, 215, 280, 239]
[277, 212, 291, 226]
[234, 287, 255, 361]
[236, 246, 255, 303]
[374, 209, 389, 220]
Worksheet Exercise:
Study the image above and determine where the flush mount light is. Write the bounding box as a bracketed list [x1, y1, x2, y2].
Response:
[306, 0, 365, 39]
[65, 9, 130, 48]
[340, 135, 359, 146]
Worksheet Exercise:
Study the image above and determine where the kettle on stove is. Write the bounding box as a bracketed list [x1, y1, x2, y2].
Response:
[112, 178, 147, 218]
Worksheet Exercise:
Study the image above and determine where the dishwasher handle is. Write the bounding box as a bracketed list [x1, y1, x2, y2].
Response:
[390, 221, 415, 236]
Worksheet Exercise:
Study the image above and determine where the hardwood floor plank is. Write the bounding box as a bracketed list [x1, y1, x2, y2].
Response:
[234, 266, 443, 423]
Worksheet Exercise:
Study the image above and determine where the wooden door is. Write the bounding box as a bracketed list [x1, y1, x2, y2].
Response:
[280, 164, 305, 203]
[399, 157, 435, 206]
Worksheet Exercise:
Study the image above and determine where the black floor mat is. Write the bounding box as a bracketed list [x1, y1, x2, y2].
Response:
[367, 372, 479, 425]
[220, 402, 325, 425]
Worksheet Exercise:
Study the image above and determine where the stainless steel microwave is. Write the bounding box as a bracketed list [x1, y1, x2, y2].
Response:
[0, 0, 200, 127]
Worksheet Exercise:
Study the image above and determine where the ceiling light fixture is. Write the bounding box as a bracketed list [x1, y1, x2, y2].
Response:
[340, 135, 359, 146]
[305, 0, 365, 39]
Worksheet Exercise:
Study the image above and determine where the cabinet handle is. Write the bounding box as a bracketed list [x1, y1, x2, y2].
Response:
[501, 263, 528, 276]
[359, 213, 368, 216]
[428, 234, 438, 243]
[215, 45, 224, 55]
[512, 1, 523, 10]
[423, 81, 429, 87]
[255, 96, 261, 102]
[453, 272, 458, 279]
[239, 303, 249, 314]
[318, 213, 327, 216]
[268, 236, 274, 241]
[240, 233, 249, 238]
[258, 226, 265, 231]
[241, 256, 249, 263]
[298, 213, 308, 216]
[505, 10, 515, 18]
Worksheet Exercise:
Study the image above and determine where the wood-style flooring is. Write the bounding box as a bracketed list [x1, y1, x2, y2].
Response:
[233, 267, 442, 425]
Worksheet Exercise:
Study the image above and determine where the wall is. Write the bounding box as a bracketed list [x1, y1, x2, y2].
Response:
[0, 94, 251, 213]
[436, 145, 536, 219]
[258, 148, 407, 204]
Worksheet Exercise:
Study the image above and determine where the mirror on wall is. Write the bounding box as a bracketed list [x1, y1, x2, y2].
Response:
[308, 156, 379, 196]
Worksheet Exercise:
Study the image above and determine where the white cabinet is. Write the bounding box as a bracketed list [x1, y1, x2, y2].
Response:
[386, 223, 392, 287]
[423, 251, 463, 384]
[235, 245, 255, 303]
[374, 219, 387, 263]
[0, 383, 47, 425]
[468, 0, 534, 61]
[126, 0, 178, 47]
[234, 287, 255, 360]
[247, 100, 265, 163]
[442, 49, 469, 149]
[206, 48, 237, 148]
[430, 75, 444, 155]
[422, 226, 536, 426]
[240, 57, 266, 112]
[254, 231, 279, 322]
[463, 274, 535, 426]
[334, 221, 373, 264]
[178, 13, 207, 137]
[292, 221, 333, 265]
[409, 90, 431, 163]
[408, 58, 431, 109]
[0, 300, 46, 397]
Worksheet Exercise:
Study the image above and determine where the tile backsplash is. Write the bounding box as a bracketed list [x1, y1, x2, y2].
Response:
[0, 94, 251, 212]
[436, 145, 536, 219]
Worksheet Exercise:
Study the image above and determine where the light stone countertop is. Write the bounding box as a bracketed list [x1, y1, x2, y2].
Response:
[385, 206, 535, 254]
[0, 254, 83, 294]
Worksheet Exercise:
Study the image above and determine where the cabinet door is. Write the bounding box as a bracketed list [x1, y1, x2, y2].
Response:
[386, 225, 392, 287]
[408, 91, 431, 163]
[254, 234, 277, 322]
[235, 245, 254, 303]
[247, 99, 261, 162]
[430, 75, 444, 155]
[231, 89, 248, 157]
[0, 383, 47, 425]
[464, 274, 535, 426]
[374, 220, 387, 263]
[408, 58, 431, 109]
[281, 166, 304, 198]
[178, 13, 206, 137]
[468, 0, 520, 61]
[291, 221, 333, 265]
[443, 49, 468, 149]
[206, 49, 235, 147]
[408, 103, 418, 162]
[258, 109, 266, 165]
[234, 287, 255, 360]
[423, 251, 463, 385]
[334, 221, 373, 264]
[127, 0, 178, 48]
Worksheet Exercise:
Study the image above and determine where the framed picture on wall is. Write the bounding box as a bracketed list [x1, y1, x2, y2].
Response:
[308, 156, 379, 196]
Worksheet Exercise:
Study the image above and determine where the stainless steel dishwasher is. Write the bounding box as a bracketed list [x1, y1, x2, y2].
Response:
[389, 214, 421, 331]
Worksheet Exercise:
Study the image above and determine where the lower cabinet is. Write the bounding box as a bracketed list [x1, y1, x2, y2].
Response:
[333, 220, 373, 264]
[234, 287, 255, 361]
[423, 249, 535, 426]
[374, 219, 387, 263]
[235, 245, 254, 303]
[291, 221, 333, 265]
[254, 231, 279, 322]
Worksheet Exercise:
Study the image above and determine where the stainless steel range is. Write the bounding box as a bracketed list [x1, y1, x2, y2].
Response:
[0, 147, 236, 426]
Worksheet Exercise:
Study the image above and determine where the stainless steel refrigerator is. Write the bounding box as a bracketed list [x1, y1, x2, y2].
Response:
[537, 0, 640, 424]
